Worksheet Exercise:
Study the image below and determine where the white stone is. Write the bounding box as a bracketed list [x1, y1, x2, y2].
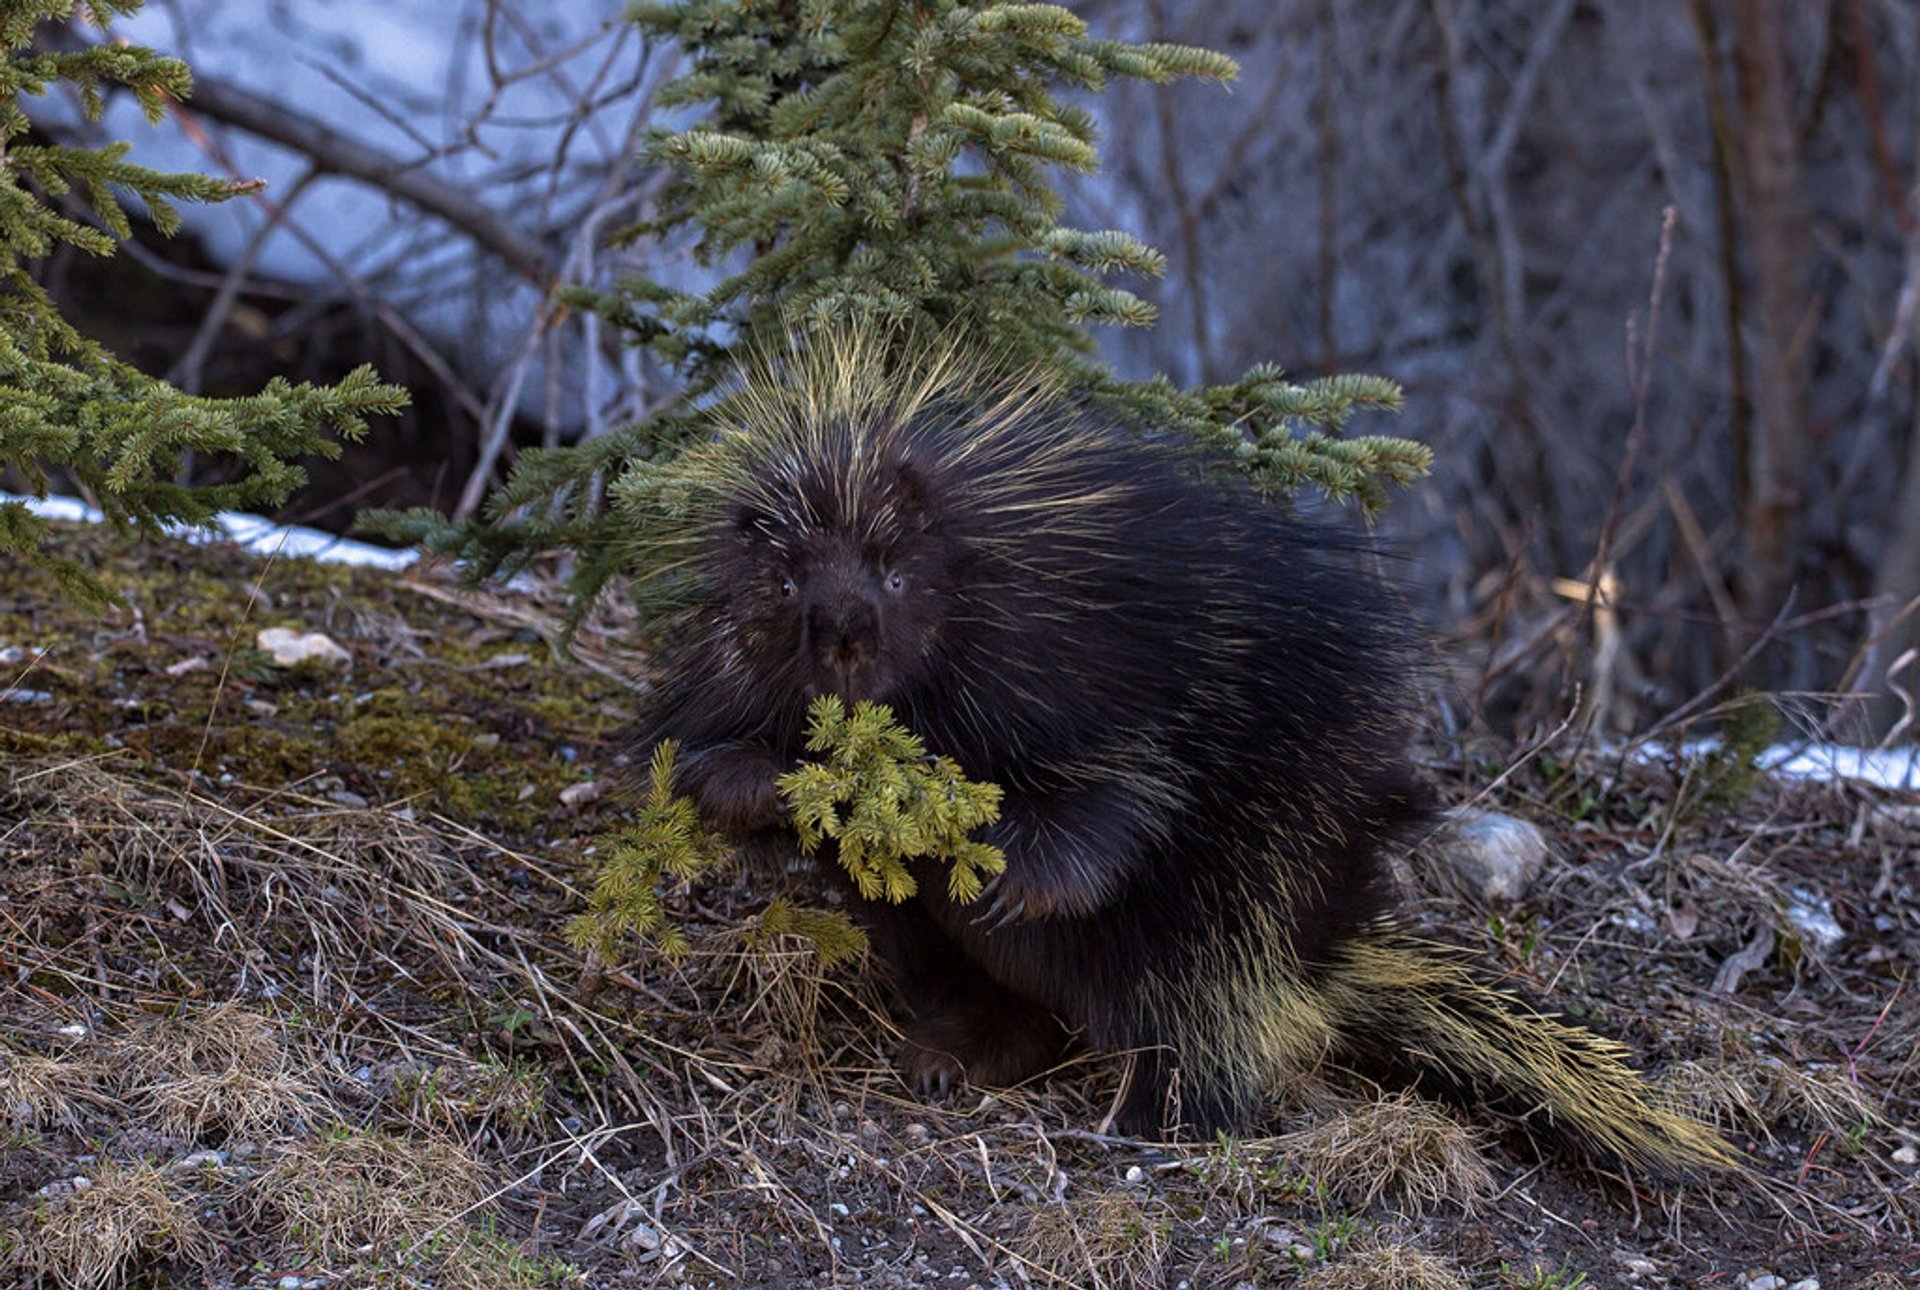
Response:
[257, 627, 351, 668]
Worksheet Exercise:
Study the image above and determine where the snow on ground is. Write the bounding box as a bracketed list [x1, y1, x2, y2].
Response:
[3, 491, 417, 572]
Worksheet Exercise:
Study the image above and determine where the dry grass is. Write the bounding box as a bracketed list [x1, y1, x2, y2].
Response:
[1, 756, 501, 985]
[1275, 1092, 1494, 1214]
[13, 1159, 204, 1290]
[122, 1003, 321, 1142]
[0, 1043, 113, 1134]
[1663, 1054, 1881, 1140]
[392, 1056, 549, 1142]
[1017, 1191, 1174, 1289]
[1299, 1239, 1470, 1290]
[253, 1127, 496, 1264]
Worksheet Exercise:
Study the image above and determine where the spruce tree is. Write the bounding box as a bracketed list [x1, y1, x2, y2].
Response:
[1, 0, 405, 608]
[370, 0, 1430, 623]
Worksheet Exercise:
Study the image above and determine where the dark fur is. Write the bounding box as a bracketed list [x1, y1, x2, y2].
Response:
[639, 387, 1430, 1136]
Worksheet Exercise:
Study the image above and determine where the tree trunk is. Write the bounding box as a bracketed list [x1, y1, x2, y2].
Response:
[1728, 0, 1814, 641]
[1860, 393, 1920, 741]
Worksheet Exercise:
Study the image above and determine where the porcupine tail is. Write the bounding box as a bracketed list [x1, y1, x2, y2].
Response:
[1319, 928, 1739, 1175]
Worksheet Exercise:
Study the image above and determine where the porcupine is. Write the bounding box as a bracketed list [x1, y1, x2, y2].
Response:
[634, 331, 1735, 1174]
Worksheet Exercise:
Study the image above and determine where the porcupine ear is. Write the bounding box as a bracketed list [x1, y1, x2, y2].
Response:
[729, 503, 772, 538]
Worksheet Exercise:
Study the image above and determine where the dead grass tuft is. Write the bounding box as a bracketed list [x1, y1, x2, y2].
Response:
[15, 1159, 204, 1290]
[1018, 1192, 1173, 1290]
[0, 1043, 113, 1133]
[1299, 1240, 1469, 1290]
[122, 1003, 321, 1142]
[1662, 1056, 1881, 1141]
[1276, 1093, 1494, 1214]
[253, 1127, 495, 1263]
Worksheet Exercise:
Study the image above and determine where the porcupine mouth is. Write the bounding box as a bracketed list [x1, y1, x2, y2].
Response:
[806, 662, 883, 705]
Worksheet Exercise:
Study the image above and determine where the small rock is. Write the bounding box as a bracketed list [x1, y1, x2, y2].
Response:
[1, 688, 52, 704]
[257, 626, 351, 668]
[245, 698, 279, 717]
[1433, 808, 1550, 901]
[1892, 1145, 1916, 1165]
[0, 645, 25, 665]
[170, 1150, 227, 1172]
[165, 656, 210, 677]
[560, 780, 604, 808]
[326, 789, 371, 809]
[1745, 1275, 1783, 1290]
[1786, 1279, 1819, 1290]
[1124, 1165, 1145, 1183]
[481, 652, 533, 670]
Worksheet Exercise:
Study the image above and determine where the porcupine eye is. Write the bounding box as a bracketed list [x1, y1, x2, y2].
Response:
[778, 576, 797, 599]
[882, 570, 907, 596]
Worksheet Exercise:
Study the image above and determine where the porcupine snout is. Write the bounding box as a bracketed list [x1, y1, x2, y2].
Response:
[803, 567, 882, 695]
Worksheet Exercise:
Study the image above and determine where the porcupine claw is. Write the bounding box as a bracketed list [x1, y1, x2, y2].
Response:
[972, 874, 1028, 930]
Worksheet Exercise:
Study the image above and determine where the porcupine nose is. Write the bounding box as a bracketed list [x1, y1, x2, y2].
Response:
[808, 596, 879, 681]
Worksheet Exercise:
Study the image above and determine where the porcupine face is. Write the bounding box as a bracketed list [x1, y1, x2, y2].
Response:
[713, 436, 962, 706]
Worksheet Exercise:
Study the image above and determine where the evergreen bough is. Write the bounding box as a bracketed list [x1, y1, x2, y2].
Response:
[368, 0, 1431, 627]
[779, 696, 1005, 906]
[568, 699, 1003, 964]
[1, 0, 405, 608]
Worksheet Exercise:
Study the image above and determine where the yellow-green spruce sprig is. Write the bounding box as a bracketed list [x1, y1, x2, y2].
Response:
[779, 695, 1007, 905]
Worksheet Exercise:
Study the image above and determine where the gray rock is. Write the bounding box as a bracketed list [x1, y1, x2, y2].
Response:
[1433, 808, 1550, 901]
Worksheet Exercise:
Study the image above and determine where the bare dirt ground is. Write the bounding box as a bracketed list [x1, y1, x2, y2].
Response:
[2, 526, 1915, 1288]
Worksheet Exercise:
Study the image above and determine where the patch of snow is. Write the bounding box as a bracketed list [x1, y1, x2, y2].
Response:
[1632, 738, 1919, 792]
[2, 490, 416, 571]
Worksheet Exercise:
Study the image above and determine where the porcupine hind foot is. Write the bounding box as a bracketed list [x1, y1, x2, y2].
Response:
[856, 888, 1071, 1096]
[899, 989, 1070, 1096]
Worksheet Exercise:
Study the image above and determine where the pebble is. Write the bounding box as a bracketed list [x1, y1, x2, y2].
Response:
[257, 626, 351, 668]
[1433, 808, 1549, 900]
[1, 688, 52, 704]
[1894, 1145, 1917, 1165]
[560, 780, 604, 807]
[1744, 1275, 1783, 1290]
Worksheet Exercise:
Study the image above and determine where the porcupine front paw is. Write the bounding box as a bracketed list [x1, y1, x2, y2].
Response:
[898, 995, 1070, 1097]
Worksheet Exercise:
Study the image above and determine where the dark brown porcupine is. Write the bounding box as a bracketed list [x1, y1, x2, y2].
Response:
[632, 332, 1734, 1173]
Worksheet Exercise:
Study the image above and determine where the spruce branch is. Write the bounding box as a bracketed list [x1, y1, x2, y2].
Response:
[779, 696, 1006, 906]
[1, 0, 407, 604]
